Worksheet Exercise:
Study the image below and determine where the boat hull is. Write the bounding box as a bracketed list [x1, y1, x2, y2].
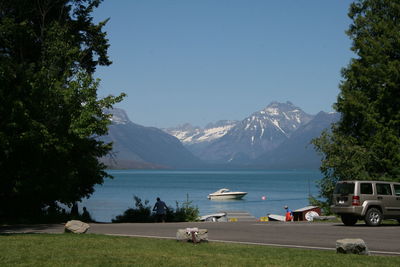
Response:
[208, 193, 247, 200]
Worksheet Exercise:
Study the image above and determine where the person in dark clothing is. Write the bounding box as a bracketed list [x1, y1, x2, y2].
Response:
[81, 207, 92, 222]
[153, 197, 168, 222]
[71, 202, 79, 217]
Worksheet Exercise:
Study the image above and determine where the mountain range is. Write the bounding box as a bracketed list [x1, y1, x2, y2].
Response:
[99, 108, 203, 169]
[101, 102, 339, 169]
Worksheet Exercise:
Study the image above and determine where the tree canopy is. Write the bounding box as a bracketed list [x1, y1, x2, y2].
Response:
[312, 0, 400, 211]
[0, 0, 124, 221]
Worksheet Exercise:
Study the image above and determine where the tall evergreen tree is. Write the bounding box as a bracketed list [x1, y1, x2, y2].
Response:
[0, 0, 124, 221]
[312, 0, 400, 211]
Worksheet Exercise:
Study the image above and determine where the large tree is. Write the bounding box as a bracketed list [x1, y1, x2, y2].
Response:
[0, 0, 124, 220]
[312, 0, 400, 211]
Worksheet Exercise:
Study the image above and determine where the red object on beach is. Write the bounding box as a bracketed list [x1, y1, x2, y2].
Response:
[285, 212, 293, 222]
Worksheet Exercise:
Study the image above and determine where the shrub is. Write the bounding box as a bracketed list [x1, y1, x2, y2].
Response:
[112, 196, 153, 223]
[171, 194, 200, 222]
[112, 195, 199, 223]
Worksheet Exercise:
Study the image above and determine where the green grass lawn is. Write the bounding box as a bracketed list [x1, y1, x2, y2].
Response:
[0, 234, 399, 266]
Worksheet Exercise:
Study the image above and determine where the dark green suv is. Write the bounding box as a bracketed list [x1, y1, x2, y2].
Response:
[331, 180, 400, 226]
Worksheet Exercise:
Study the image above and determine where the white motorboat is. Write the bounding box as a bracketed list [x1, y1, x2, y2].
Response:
[207, 188, 247, 200]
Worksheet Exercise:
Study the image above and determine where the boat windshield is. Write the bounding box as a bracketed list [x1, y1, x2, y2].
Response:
[212, 188, 230, 194]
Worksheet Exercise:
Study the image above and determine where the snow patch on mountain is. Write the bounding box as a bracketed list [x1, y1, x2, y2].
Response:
[165, 120, 238, 145]
[265, 107, 279, 116]
[105, 108, 130, 125]
[197, 125, 236, 142]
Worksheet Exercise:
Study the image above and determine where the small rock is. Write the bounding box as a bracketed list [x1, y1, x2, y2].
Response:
[336, 238, 370, 255]
[65, 220, 90, 234]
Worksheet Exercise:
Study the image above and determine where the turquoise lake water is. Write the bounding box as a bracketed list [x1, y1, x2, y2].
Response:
[80, 169, 322, 222]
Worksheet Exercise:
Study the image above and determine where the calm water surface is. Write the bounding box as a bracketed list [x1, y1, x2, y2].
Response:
[81, 170, 322, 222]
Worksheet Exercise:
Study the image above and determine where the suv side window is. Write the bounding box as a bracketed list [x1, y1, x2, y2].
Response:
[360, 183, 373, 194]
[376, 183, 392, 195]
[394, 184, 400, 196]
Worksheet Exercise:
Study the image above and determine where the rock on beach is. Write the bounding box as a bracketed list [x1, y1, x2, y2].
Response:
[65, 220, 90, 234]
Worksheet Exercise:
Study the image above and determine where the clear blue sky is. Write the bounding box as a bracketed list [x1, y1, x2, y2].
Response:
[93, 0, 354, 128]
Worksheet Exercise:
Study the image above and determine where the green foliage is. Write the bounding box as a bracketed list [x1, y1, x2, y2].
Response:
[112, 196, 153, 223]
[0, 0, 124, 221]
[112, 195, 200, 223]
[312, 0, 400, 212]
[172, 193, 200, 222]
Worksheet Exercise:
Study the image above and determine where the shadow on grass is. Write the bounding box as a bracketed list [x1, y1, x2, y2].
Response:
[0, 223, 64, 234]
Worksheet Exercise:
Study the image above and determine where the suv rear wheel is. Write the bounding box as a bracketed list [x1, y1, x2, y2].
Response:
[341, 214, 358, 226]
[364, 208, 382, 226]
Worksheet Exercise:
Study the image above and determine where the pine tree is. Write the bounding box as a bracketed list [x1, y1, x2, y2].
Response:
[312, 0, 400, 211]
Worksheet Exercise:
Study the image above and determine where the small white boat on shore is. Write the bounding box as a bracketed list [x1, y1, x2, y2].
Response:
[207, 188, 247, 200]
[199, 212, 227, 222]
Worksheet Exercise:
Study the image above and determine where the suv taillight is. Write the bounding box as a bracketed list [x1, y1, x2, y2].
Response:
[352, 196, 360, 206]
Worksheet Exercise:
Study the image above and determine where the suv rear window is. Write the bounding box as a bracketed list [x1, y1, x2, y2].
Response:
[360, 183, 373, 194]
[334, 183, 355, 195]
[394, 184, 400, 196]
[376, 183, 392, 195]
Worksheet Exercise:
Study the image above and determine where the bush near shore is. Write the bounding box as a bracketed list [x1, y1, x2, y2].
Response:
[112, 195, 199, 223]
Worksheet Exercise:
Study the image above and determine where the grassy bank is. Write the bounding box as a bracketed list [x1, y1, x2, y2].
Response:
[0, 234, 399, 266]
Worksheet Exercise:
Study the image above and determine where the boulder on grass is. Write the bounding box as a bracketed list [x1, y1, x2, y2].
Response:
[336, 238, 370, 255]
[176, 228, 208, 243]
[65, 220, 90, 234]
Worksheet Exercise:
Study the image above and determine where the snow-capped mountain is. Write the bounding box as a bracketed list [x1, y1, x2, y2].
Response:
[253, 101, 314, 136]
[165, 120, 238, 145]
[193, 101, 314, 163]
[255, 111, 340, 168]
[101, 102, 338, 169]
